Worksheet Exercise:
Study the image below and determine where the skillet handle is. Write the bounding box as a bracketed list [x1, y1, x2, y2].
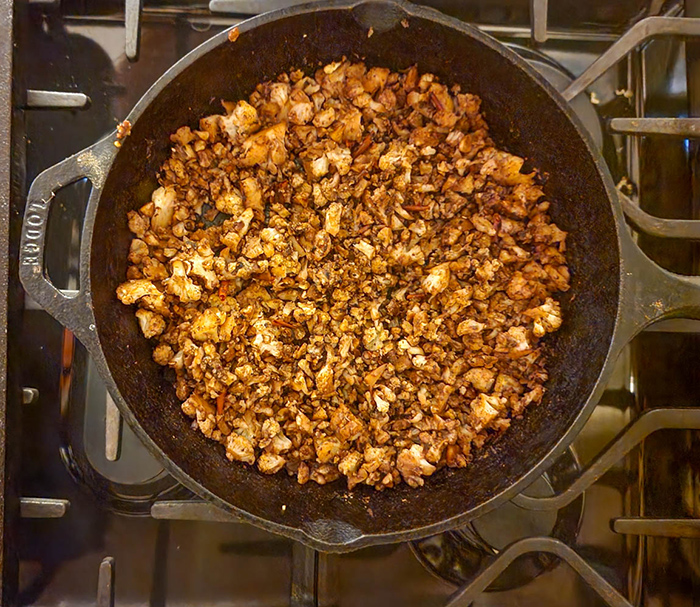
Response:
[617, 193, 700, 341]
[19, 137, 114, 349]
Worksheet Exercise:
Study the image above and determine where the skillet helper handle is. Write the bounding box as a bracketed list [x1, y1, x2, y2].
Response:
[618, 196, 700, 340]
[19, 138, 113, 348]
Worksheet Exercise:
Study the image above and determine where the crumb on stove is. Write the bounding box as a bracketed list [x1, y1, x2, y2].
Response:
[228, 27, 240, 43]
[116, 119, 132, 141]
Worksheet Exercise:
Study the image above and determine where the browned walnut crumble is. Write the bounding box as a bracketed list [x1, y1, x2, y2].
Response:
[116, 60, 570, 490]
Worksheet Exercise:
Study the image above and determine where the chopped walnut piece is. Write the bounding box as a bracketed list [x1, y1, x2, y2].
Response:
[117, 59, 569, 490]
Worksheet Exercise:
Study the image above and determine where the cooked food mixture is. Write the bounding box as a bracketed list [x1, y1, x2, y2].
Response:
[116, 60, 570, 490]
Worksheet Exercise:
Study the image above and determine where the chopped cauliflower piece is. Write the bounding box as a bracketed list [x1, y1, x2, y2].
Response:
[226, 433, 255, 465]
[165, 260, 201, 302]
[470, 393, 504, 430]
[151, 186, 177, 230]
[422, 264, 450, 296]
[190, 308, 227, 342]
[240, 122, 287, 167]
[457, 319, 485, 336]
[316, 359, 335, 397]
[324, 202, 343, 236]
[241, 177, 263, 211]
[221, 208, 255, 252]
[251, 319, 284, 358]
[219, 100, 259, 140]
[524, 298, 562, 336]
[315, 436, 342, 463]
[215, 189, 244, 215]
[353, 240, 374, 260]
[397, 444, 436, 488]
[464, 367, 496, 392]
[116, 279, 162, 305]
[135, 309, 165, 338]
[188, 244, 219, 289]
[257, 452, 286, 474]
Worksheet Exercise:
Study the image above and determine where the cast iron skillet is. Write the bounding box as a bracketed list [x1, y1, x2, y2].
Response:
[19, 0, 700, 551]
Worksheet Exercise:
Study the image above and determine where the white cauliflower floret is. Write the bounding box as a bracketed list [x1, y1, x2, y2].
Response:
[240, 122, 287, 167]
[471, 213, 496, 236]
[374, 393, 390, 414]
[391, 243, 425, 266]
[315, 359, 335, 397]
[153, 343, 173, 365]
[353, 240, 374, 260]
[269, 82, 290, 108]
[315, 436, 342, 463]
[378, 141, 416, 171]
[524, 297, 562, 337]
[313, 106, 336, 128]
[251, 319, 284, 358]
[325, 144, 352, 175]
[128, 239, 149, 265]
[189, 243, 219, 289]
[257, 452, 286, 474]
[362, 323, 389, 351]
[215, 189, 244, 215]
[308, 155, 329, 179]
[165, 260, 201, 303]
[457, 319, 485, 336]
[464, 367, 496, 393]
[396, 444, 436, 488]
[338, 451, 363, 476]
[324, 202, 343, 236]
[422, 263, 451, 296]
[221, 208, 255, 252]
[288, 91, 314, 125]
[190, 308, 227, 342]
[260, 227, 286, 258]
[313, 230, 332, 260]
[226, 433, 255, 465]
[219, 100, 259, 140]
[496, 326, 531, 356]
[363, 66, 390, 93]
[293, 302, 317, 323]
[470, 393, 505, 430]
[151, 186, 177, 230]
[135, 309, 165, 338]
[494, 373, 525, 394]
[116, 279, 163, 305]
[241, 177, 263, 211]
[261, 419, 293, 454]
[181, 393, 210, 418]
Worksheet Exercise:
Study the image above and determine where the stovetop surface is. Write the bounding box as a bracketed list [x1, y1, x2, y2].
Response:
[10, 1, 700, 605]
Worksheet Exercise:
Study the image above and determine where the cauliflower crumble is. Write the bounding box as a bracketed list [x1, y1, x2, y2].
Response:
[116, 60, 570, 490]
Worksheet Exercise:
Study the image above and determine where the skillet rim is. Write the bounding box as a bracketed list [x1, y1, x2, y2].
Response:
[84, 0, 626, 550]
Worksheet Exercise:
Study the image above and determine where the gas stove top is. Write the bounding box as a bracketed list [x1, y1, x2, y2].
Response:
[3, 0, 700, 605]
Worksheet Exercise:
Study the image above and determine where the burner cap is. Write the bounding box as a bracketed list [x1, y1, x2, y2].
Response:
[411, 448, 583, 591]
[510, 44, 604, 150]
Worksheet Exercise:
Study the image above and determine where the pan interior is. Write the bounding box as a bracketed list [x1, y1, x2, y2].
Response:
[91, 4, 620, 540]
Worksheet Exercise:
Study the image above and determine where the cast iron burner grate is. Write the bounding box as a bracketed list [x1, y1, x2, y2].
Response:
[8, 1, 700, 606]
